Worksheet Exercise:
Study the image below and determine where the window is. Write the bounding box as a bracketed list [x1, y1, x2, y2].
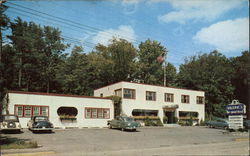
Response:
[24, 106, 32, 117]
[92, 109, 98, 118]
[86, 108, 91, 118]
[165, 93, 174, 102]
[15, 106, 23, 117]
[132, 109, 158, 116]
[33, 106, 40, 116]
[41, 107, 49, 116]
[179, 111, 198, 118]
[197, 96, 204, 104]
[123, 89, 135, 99]
[181, 95, 190, 103]
[85, 108, 110, 119]
[146, 91, 156, 101]
[14, 105, 49, 117]
[115, 89, 122, 97]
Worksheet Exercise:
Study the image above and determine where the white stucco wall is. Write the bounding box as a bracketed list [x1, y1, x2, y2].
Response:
[6, 92, 114, 129]
[94, 81, 205, 122]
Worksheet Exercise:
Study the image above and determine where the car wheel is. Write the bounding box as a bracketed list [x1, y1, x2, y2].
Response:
[108, 124, 112, 129]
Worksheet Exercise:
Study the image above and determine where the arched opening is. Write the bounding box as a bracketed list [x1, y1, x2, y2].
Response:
[57, 107, 78, 120]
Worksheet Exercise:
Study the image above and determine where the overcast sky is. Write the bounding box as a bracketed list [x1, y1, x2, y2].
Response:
[6, 0, 249, 68]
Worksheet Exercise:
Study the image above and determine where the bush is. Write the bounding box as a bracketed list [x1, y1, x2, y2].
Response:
[199, 119, 205, 126]
[163, 116, 168, 124]
[174, 117, 178, 123]
[188, 117, 193, 126]
[143, 117, 163, 127]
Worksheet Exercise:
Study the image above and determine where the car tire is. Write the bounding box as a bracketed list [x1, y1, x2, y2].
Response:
[108, 124, 112, 129]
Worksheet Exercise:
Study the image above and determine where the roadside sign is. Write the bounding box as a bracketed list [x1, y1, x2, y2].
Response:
[228, 115, 243, 129]
[227, 100, 245, 130]
[226, 103, 245, 115]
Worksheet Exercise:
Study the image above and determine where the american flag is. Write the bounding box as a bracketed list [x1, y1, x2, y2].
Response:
[157, 52, 165, 63]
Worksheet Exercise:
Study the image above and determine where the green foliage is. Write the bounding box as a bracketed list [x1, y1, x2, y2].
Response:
[94, 38, 137, 83]
[136, 39, 170, 85]
[199, 119, 205, 126]
[109, 95, 122, 118]
[163, 116, 168, 124]
[178, 51, 235, 118]
[144, 117, 163, 126]
[230, 51, 249, 117]
[0, 136, 38, 149]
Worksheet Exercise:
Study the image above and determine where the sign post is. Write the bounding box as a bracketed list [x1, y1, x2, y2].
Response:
[226, 100, 246, 130]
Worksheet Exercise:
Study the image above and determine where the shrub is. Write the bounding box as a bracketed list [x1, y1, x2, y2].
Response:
[199, 119, 205, 126]
[143, 117, 163, 127]
[163, 116, 168, 124]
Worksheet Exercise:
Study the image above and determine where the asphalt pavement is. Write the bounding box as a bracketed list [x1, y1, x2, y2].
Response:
[1, 127, 249, 156]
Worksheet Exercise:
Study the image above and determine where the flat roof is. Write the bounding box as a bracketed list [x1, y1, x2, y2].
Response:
[8, 91, 111, 100]
[94, 81, 204, 93]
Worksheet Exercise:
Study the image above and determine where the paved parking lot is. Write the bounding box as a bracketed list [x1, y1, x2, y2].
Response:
[2, 127, 249, 156]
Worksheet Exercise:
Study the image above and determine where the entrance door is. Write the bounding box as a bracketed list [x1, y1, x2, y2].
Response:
[165, 111, 175, 124]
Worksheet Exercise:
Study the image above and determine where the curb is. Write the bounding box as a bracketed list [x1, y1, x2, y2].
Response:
[2, 151, 55, 156]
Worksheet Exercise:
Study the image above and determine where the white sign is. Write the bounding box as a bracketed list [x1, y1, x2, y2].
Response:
[228, 115, 243, 129]
[227, 100, 245, 130]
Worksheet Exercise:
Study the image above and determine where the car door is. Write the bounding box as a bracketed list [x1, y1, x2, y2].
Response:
[117, 117, 123, 128]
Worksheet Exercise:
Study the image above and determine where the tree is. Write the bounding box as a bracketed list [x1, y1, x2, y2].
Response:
[178, 51, 234, 118]
[42, 26, 68, 93]
[0, 3, 10, 116]
[136, 39, 168, 85]
[164, 63, 177, 87]
[93, 38, 137, 83]
[56, 46, 90, 95]
[230, 51, 249, 119]
[8, 18, 68, 92]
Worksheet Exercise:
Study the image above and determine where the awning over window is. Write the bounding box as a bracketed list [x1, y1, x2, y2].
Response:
[162, 105, 178, 112]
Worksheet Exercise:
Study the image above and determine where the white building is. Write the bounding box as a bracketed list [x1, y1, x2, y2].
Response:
[4, 91, 114, 129]
[94, 81, 205, 124]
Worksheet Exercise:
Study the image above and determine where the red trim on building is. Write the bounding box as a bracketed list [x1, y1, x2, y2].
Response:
[94, 81, 205, 93]
[8, 91, 111, 100]
[14, 104, 49, 118]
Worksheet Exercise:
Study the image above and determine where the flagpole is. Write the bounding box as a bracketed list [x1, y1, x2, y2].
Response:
[164, 52, 167, 87]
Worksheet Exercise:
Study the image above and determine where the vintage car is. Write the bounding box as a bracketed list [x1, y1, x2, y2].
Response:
[27, 116, 54, 132]
[243, 120, 250, 129]
[206, 118, 229, 129]
[107, 116, 140, 131]
[0, 115, 22, 132]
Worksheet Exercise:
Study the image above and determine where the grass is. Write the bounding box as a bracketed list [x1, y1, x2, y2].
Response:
[1, 136, 38, 149]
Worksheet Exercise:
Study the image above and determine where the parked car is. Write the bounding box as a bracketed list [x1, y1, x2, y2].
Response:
[107, 116, 140, 131]
[243, 120, 250, 129]
[27, 116, 54, 133]
[0, 115, 22, 133]
[206, 118, 229, 130]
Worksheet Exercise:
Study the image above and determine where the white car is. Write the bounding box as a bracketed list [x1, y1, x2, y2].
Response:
[0, 115, 22, 133]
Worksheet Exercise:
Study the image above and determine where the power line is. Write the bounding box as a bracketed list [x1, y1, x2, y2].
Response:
[7, 1, 140, 45]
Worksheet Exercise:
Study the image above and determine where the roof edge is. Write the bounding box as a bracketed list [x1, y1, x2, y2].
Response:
[94, 81, 205, 93]
[8, 91, 112, 100]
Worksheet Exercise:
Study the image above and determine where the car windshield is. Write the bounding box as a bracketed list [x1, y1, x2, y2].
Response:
[34, 116, 48, 122]
[123, 117, 134, 122]
[3, 115, 19, 121]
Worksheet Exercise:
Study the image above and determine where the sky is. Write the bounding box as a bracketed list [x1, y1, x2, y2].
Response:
[5, 0, 249, 68]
